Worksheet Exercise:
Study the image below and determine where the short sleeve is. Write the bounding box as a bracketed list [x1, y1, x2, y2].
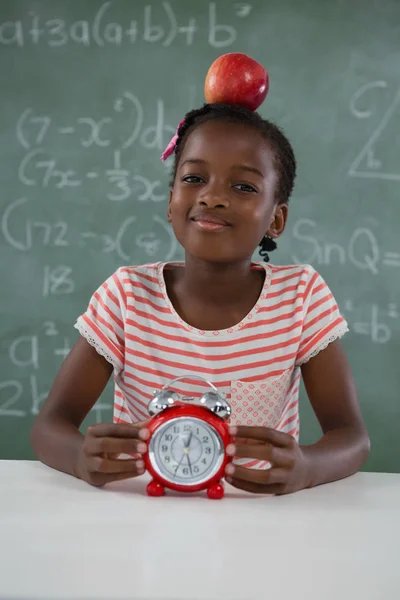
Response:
[295, 267, 349, 366]
[74, 268, 127, 373]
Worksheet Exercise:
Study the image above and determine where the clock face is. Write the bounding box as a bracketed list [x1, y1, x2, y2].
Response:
[148, 417, 225, 487]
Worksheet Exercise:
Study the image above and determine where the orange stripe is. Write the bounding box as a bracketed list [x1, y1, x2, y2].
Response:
[297, 318, 344, 362]
[115, 403, 130, 415]
[303, 271, 320, 302]
[125, 348, 296, 376]
[123, 267, 158, 285]
[124, 398, 148, 421]
[81, 314, 124, 364]
[269, 264, 306, 272]
[123, 380, 153, 403]
[125, 280, 164, 299]
[114, 396, 130, 414]
[134, 295, 172, 314]
[302, 306, 337, 334]
[124, 368, 288, 394]
[252, 305, 303, 326]
[270, 271, 307, 286]
[126, 318, 299, 348]
[127, 308, 187, 331]
[307, 292, 334, 315]
[267, 281, 306, 299]
[113, 272, 127, 310]
[257, 297, 303, 313]
[88, 306, 124, 349]
[114, 416, 131, 424]
[124, 356, 291, 382]
[125, 333, 301, 362]
[92, 290, 124, 330]
[120, 389, 148, 420]
[237, 317, 303, 337]
[277, 401, 298, 429]
[279, 412, 297, 429]
[121, 383, 150, 411]
[103, 281, 120, 310]
[238, 459, 260, 468]
[129, 309, 303, 340]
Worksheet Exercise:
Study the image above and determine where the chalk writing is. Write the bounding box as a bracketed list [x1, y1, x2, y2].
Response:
[1, 198, 176, 263]
[17, 94, 174, 152]
[349, 82, 400, 181]
[343, 301, 398, 345]
[0, 2, 247, 48]
[0, 381, 25, 417]
[43, 266, 75, 297]
[291, 218, 399, 275]
[2, 325, 112, 419]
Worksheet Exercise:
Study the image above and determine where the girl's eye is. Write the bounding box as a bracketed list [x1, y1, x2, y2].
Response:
[182, 175, 204, 183]
[234, 183, 258, 193]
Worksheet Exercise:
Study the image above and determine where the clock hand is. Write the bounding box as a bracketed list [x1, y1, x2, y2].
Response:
[186, 453, 193, 476]
[175, 432, 193, 475]
[174, 451, 186, 474]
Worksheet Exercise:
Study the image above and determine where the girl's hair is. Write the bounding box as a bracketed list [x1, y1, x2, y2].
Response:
[170, 103, 297, 262]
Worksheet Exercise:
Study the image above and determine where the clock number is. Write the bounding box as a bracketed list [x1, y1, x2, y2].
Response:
[182, 467, 189, 475]
[161, 444, 168, 452]
[202, 436, 209, 443]
[164, 455, 170, 463]
[201, 458, 207, 465]
[173, 426, 179, 433]
[194, 466, 199, 473]
[164, 434, 172, 441]
[205, 447, 211, 454]
[184, 424, 192, 432]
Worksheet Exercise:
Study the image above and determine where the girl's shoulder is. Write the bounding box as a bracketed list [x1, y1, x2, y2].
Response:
[255, 261, 322, 284]
[254, 261, 336, 307]
[113, 262, 164, 287]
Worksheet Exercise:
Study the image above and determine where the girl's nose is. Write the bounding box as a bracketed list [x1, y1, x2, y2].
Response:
[196, 185, 230, 208]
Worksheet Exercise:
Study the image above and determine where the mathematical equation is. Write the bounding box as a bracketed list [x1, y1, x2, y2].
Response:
[0, 2, 251, 48]
[15, 94, 180, 199]
[17, 94, 176, 152]
[349, 81, 400, 181]
[291, 218, 400, 275]
[1, 199, 177, 264]
[342, 300, 398, 345]
[0, 323, 111, 420]
[17, 150, 168, 201]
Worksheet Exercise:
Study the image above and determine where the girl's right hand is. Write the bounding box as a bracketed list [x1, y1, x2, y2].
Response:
[76, 422, 150, 487]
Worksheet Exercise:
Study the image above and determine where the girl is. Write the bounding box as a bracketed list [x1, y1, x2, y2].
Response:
[31, 103, 370, 495]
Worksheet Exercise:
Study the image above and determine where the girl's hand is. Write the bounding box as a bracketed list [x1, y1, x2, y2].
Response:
[76, 422, 150, 487]
[225, 426, 310, 495]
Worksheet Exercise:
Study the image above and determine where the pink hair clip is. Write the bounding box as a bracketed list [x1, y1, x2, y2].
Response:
[160, 118, 185, 161]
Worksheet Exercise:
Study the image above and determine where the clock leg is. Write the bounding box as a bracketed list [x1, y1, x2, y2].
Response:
[146, 480, 165, 497]
[207, 481, 224, 500]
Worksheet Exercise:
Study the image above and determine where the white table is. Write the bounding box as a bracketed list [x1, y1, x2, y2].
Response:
[0, 461, 399, 600]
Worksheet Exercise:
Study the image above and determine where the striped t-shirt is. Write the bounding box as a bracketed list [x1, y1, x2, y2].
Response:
[75, 261, 348, 469]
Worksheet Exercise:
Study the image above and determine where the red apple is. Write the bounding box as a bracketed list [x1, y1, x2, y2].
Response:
[204, 53, 269, 111]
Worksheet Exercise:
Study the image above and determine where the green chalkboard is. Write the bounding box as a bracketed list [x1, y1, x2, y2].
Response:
[1, 0, 399, 473]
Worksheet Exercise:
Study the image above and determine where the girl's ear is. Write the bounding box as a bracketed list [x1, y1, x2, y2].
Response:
[167, 189, 173, 222]
[266, 203, 289, 239]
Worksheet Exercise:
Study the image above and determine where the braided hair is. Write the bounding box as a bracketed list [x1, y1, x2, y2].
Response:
[170, 103, 296, 262]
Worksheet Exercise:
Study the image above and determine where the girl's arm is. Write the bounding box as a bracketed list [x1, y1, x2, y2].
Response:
[225, 340, 370, 494]
[299, 339, 370, 487]
[30, 337, 147, 485]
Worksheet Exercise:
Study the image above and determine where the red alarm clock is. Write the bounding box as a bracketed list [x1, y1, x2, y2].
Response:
[144, 375, 232, 500]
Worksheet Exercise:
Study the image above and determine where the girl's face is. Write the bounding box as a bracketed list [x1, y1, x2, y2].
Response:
[168, 120, 288, 264]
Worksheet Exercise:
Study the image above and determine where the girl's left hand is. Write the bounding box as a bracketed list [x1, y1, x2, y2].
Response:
[225, 426, 310, 495]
